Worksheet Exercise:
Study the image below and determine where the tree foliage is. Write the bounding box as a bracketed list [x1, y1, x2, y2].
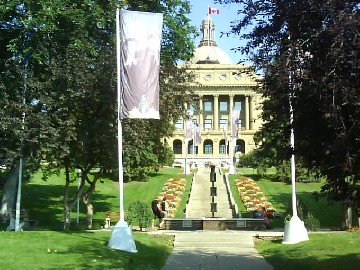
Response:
[217, 0, 360, 217]
[0, 0, 197, 228]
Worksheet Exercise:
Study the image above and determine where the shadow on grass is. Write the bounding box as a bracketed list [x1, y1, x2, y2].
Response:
[260, 239, 360, 270]
[19, 184, 118, 230]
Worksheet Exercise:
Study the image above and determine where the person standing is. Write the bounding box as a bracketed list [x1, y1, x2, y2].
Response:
[151, 199, 164, 229]
[161, 197, 169, 218]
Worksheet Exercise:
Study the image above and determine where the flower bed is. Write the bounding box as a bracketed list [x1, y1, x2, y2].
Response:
[235, 177, 276, 215]
[156, 177, 187, 218]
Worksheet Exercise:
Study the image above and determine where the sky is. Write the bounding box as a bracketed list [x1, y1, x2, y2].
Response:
[187, 0, 249, 65]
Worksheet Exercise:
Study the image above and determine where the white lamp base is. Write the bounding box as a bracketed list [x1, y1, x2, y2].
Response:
[184, 164, 191, 174]
[228, 165, 235, 175]
[282, 215, 309, 244]
[108, 220, 137, 253]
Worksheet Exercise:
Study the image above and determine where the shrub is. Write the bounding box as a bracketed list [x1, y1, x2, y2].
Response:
[304, 212, 321, 231]
[285, 200, 320, 231]
[126, 201, 152, 230]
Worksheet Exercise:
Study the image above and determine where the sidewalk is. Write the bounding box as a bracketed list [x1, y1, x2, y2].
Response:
[154, 229, 283, 270]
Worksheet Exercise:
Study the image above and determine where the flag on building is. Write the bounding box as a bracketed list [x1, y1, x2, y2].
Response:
[194, 124, 201, 146]
[184, 120, 193, 139]
[231, 107, 240, 137]
[223, 125, 228, 147]
[119, 10, 163, 119]
[208, 7, 220, 14]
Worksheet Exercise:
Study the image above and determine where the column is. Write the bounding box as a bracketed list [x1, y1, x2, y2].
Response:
[249, 95, 254, 130]
[199, 95, 203, 130]
[214, 94, 219, 130]
[245, 95, 250, 130]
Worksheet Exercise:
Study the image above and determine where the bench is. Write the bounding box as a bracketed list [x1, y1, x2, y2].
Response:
[103, 211, 127, 228]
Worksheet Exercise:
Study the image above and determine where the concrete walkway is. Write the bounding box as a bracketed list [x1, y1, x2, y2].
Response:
[157, 167, 283, 270]
[157, 230, 282, 270]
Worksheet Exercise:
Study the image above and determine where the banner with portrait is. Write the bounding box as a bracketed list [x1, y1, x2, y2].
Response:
[119, 10, 163, 119]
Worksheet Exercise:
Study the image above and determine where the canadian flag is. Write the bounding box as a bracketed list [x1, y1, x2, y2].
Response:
[208, 7, 220, 14]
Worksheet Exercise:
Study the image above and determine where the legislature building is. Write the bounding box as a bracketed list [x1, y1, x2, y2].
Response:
[169, 16, 263, 166]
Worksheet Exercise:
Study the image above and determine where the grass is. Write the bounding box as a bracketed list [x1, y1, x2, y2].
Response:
[228, 167, 343, 229]
[256, 232, 360, 270]
[1, 166, 359, 270]
[0, 230, 173, 270]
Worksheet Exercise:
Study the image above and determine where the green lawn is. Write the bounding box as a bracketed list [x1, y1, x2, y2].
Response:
[256, 232, 360, 270]
[0, 231, 173, 270]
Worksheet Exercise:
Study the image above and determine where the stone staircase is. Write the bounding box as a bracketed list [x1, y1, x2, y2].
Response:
[187, 167, 233, 218]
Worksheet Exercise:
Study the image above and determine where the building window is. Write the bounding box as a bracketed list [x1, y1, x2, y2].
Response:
[219, 101, 228, 112]
[204, 119, 212, 129]
[219, 119, 227, 130]
[204, 101, 212, 112]
[234, 101, 242, 110]
[237, 119, 242, 129]
[219, 139, 228, 154]
[188, 142, 198, 154]
[174, 120, 183, 130]
[204, 143, 213, 154]
[173, 140, 182, 154]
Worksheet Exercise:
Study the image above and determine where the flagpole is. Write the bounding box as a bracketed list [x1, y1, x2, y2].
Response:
[228, 108, 235, 174]
[282, 34, 308, 244]
[192, 122, 195, 168]
[108, 8, 137, 253]
[207, 12, 210, 47]
[224, 126, 228, 166]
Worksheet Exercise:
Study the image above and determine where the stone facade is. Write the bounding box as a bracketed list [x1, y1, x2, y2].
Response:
[167, 16, 263, 165]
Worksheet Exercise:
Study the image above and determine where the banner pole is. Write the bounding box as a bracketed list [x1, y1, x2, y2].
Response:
[108, 9, 137, 253]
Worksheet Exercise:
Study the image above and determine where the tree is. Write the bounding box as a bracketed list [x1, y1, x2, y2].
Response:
[217, 0, 360, 226]
[1, 0, 197, 229]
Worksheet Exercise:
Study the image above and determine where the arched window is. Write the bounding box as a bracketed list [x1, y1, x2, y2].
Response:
[188, 139, 198, 154]
[173, 140, 182, 154]
[203, 139, 213, 154]
[235, 139, 245, 154]
[219, 139, 228, 154]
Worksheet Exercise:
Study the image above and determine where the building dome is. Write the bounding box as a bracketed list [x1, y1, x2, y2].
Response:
[190, 45, 232, 64]
[189, 16, 232, 64]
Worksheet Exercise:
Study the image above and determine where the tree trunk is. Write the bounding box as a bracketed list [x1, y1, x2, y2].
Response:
[0, 165, 19, 221]
[82, 172, 100, 229]
[85, 203, 93, 229]
[63, 204, 71, 230]
[343, 202, 353, 229]
[63, 163, 81, 230]
[63, 164, 71, 230]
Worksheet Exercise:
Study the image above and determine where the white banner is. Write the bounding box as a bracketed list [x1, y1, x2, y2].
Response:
[119, 10, 163, 119]
[194, 124, 201, 146]
[184, 120, 193, 139]
[231, 107, 240, 137]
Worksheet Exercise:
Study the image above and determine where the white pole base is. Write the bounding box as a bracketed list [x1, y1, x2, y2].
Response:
[282, 215, 309, 244]
[228, 165, 235, 175]
[108, 220, 137, 253]
[184, 164, 191, 174]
